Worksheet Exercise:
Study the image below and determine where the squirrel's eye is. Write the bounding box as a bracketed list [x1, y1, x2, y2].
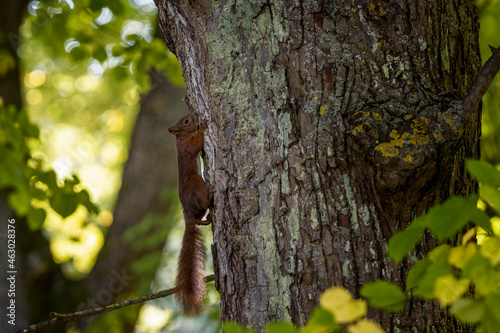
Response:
[184, 119, 189, 124]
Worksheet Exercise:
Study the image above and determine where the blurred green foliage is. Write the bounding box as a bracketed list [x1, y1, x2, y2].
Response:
[477, 0, 500, 163]
[0, 103, 97, 230]
[15, 0, 184, 280]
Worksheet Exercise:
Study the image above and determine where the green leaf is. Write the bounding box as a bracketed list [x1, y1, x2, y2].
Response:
[480, 184, 500, 215]
[360, 281, 406, 312]
[406, 257, 431, 291]
[8, 188, 30, 215]
[388, 219, 426, 263]
[485, 292, 500, 322]
[448, 243, 477, 269]
[320, 287, 366, 323]
[347, 320, 384, 333]
[27, 207, 47, 230]
[223, 322, 257, 333]
[434, 275, 470, 306]
[266, 322, 298, 333]
[480, 307, 500, 333]
[468, 204, 493, 234]
[466, 160, 500, 187]
[17, 110, 39, 138]
[413, 245, 452, 299]
[36, 170, 58, 190]
[450, 299, 484, 323]
[462, 252, 500, 296]
[77, 190, 98, 214]
[427, 197, 471, 240]
[480, 237, 500, 266]
[50, 191, 78, 218]
[301, 308, 340, 333]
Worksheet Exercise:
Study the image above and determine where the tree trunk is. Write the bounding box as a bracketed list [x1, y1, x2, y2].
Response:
[156, 1, 481, 331]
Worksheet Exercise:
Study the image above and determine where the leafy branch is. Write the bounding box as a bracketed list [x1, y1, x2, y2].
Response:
[17, 274, 215, 333]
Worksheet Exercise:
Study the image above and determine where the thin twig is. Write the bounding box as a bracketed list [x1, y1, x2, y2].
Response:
[17, 274, 215, 333]
[462, 45, 500, 111]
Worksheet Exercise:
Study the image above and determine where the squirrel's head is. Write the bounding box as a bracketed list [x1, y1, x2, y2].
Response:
[168, 113, 198, 138]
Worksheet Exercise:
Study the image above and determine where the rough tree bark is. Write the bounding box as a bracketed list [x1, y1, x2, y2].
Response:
[156, 0, 483, 331]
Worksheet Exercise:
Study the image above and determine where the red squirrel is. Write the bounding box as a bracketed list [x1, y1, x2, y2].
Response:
[168, 113, 213, 316]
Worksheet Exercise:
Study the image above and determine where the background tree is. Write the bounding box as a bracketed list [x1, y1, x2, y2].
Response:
[155, 0, 495, 331]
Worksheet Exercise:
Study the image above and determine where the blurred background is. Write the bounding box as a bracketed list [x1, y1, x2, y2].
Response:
[0, 0, 499, 332]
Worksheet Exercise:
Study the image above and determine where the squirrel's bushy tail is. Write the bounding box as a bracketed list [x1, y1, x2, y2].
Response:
[175, 213, 206, 316]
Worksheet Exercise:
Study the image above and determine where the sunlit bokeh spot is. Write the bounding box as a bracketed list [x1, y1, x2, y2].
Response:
[26, 89, 42, 104]
[105, 109, 125, 133]
[135, 305, 172, 333]
[491, 216, 500, 236]
[58, 80, 74, 96]
[97, 210, 114, 227]
[70, 94, 88, 110]
[101, 139, 125, 165]
[75, 74, 100, 91]
[24, 69, 46, 88]
[124, 88, 139, 105]
[80, 164, 121, 202]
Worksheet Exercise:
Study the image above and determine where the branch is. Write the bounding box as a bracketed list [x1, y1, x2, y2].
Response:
[462, 45, 500, 111]
[17, 274, 215, 333]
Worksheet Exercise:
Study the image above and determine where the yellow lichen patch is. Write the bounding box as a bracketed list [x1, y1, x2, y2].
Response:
[320, 105, 327, 115]
[387, 131, 408, 148]
[372, 113, 382, 122]
[354, 110, 369, 118]
[352, 124, 364, 135]
[407, 81, 412, 85]
[375, 143, 399, 157]
[404, 114, 413, 120]
[352, 122, 371, 135]
[376, 42, 381, 50]
[397, 132, 410, 147]
[404, 154, 414, 163]
[376, 130, 409, 157]
[408, 119, 430, 146]
[433, 132, 443, 142]
[445, 114, 455, 127]
[378, 105, 384, 109]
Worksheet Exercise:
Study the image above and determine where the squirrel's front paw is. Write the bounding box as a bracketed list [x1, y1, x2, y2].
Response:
[199, 119, 208, 128]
